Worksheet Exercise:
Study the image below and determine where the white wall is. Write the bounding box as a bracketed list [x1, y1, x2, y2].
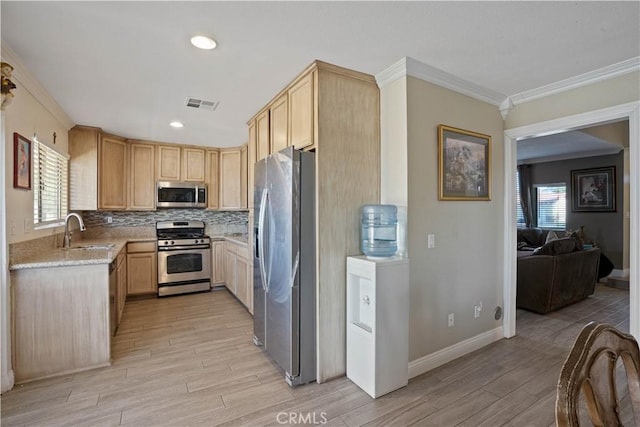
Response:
[1, 46, 73, 393]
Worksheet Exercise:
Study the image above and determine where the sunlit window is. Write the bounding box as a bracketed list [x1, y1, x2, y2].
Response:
[535, 183, 566, 230]
[33, 138, 68, 227]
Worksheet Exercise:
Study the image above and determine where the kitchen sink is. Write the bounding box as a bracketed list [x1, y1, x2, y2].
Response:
[69, 244, 116, 251]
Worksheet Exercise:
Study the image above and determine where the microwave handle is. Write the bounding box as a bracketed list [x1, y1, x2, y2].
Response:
[197, 186, 206, 205]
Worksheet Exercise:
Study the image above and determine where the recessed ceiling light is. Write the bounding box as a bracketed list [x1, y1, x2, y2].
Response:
[170, 121, 184, 128]
[190, 35, 217, 50]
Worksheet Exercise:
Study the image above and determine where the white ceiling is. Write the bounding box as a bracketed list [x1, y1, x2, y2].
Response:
[1, 1, 639, 148]
[517, 129, 624, 164]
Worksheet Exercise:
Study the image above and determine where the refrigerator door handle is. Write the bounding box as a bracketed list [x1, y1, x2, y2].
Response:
[258, 188, 269, 291]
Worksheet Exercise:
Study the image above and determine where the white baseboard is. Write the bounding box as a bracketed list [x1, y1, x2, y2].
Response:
[1, 369, 15, 394]
[408, 326, 504, 379]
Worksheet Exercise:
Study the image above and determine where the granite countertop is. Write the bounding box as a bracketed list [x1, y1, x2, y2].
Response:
[10, 234, 248, 270]
[9, 237, 156, 271]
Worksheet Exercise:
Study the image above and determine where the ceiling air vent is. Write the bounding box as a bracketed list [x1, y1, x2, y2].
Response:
[185, 97, 220, 111]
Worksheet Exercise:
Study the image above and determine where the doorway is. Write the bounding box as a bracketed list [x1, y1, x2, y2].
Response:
[503, 102, 640, 339]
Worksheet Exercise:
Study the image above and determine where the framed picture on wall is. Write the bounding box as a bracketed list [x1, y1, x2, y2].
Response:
[438, 124, 491, 201]
[571, 166, 616, 212]
[13, 132, 32, 190]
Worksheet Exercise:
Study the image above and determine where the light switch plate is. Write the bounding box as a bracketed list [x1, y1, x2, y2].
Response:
[427, 234, 435, 248]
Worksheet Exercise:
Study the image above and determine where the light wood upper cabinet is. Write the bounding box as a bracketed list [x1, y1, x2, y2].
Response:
[128, 143, 156, 210]
[247, 127, 256, 209]
[156, 145, 205, 182]
[270, 94, 289, 154]
[70, 126, 246, 211]
[156, 145, 181, 181]
[69, 126, 99, 210]
[206, 150, 220, 210]
[99, 135, 128, 210]
[256, 110, 270, 161]
[289, 71, 315, 150]
[241, 145, 248, 209]
[182, 147, 206, 182]
[69, 126, 128, 211]
[219, 148, 242, 210]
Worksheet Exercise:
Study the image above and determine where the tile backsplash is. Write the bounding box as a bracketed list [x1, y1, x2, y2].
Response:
[79, 209, 249, 236]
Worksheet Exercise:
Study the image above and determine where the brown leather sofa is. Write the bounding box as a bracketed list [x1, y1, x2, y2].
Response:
[517, 237, 601, 314]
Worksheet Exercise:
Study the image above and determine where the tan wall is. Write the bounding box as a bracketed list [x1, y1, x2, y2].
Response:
[582, 121, 630, 148]
[4, 78, 70, 245]
[405, 76, 505, 360]
[505, 71, 640, 129]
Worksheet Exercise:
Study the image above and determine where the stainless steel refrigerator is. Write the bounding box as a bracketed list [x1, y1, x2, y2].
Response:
[253, 146, 316, 386]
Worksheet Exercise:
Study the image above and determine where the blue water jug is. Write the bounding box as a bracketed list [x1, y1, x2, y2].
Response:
[361, 204, 397, 258]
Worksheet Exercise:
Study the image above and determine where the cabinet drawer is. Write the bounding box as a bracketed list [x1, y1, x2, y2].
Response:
[127, 241, 156, 253]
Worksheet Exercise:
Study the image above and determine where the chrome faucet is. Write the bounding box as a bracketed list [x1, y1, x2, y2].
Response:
[63, 213, 86, 248]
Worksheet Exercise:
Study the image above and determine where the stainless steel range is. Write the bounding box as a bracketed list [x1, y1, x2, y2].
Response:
[156, 220, 211, 297]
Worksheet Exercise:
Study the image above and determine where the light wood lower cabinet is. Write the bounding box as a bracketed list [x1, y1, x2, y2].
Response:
[116, 248, 127, 327]
[126, 241, 157, 295]
[224, 244, 237, 295]
[224, 240, 252, 313]
[212, 241, 225, 284]
[11, 264, 111, 383]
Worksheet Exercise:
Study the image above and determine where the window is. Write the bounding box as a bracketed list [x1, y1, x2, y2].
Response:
[516, 171, 526, 227]
[33, 138, 69, 228]
[536, 183, 566, 230]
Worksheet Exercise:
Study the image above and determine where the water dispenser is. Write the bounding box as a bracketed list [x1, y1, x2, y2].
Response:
[360, 204, 398, 258]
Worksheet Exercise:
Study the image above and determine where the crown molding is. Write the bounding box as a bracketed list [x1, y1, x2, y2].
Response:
[502, 57, 640, 119]
[1, 44, 75, 130]
[376, 57, 505, 107]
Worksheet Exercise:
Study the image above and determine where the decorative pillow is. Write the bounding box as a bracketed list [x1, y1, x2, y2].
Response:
[519, 228, 544, 246]
[533, 237, 581, 256]
[545, 230, 560, 244]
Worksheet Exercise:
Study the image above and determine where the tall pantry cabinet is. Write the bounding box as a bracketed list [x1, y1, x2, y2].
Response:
[247, 60, 380, 382]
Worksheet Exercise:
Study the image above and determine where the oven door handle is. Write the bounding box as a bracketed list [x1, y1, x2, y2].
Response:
[258, 188, 269, 292]
[158, 245, 210, 251]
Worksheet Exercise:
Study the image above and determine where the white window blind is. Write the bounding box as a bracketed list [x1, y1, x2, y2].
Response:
[516, 171, 525, 227]
[536, 183, 566, 230]
[33, 139, 69, 227]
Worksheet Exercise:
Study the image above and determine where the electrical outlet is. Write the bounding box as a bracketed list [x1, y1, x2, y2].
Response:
[474, 301, 483, 318]
[24, 218, 32, 233]
[10, 221, 17, 236]
[107, 216, 113, 224]
[427, 233, 435, 248]
[448, 313, 454, 327]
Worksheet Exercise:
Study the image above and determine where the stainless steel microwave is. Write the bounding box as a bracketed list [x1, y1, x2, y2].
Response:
[156, 182, 207, 208]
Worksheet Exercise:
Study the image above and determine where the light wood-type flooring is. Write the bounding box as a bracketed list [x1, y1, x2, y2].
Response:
[0, 284, 631, 426]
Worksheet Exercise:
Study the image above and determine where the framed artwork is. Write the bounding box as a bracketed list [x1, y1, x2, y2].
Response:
[438, 124, 491, 201]
[13, 132, 31, 190]
[571, 166, 616, 212]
